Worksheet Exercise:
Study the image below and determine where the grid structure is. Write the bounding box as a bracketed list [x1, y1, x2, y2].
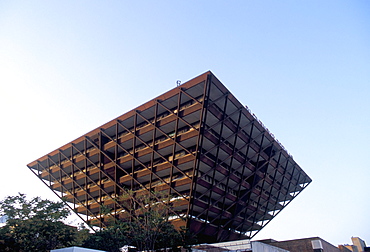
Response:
[27, 71, 312, 243]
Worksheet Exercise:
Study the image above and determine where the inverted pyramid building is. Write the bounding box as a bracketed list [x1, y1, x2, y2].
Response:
[28, 71, 311, 243]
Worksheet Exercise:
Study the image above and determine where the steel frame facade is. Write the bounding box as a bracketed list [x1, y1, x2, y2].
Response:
[27, 72, 311, 243]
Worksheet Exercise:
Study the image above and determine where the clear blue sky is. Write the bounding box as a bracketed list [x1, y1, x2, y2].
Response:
[1, 0, 369, 247]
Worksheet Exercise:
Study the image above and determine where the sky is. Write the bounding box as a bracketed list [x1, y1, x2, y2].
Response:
[0, 0, 369, 247]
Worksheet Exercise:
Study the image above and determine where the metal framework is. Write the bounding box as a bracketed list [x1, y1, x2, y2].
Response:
[27, 71, 312, 243]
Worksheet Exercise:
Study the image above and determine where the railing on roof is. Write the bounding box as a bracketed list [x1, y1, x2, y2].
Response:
[245, 105, 292, 158]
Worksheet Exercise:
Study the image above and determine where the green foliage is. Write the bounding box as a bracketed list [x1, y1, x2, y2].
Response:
[0, 225, 20, 251]
[82, 223, 131, 252]
[0, 192, 196, 252]
[4, 219, 76, 251]
[0, 193, 69, 221]
[0, 193, 78, 252]
[74, 223, 92, 247]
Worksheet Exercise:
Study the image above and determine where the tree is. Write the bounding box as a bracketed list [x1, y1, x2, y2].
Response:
[120, 190, 182, 251]
[0, 193, 70, 221]
[0, 193, 78, 251]
[83, 190, 192, 252]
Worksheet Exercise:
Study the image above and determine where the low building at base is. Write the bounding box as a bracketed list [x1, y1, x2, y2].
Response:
[258, 237, 341, 252]
[192, 239, 288, 252]
[191, 236, 368, 252]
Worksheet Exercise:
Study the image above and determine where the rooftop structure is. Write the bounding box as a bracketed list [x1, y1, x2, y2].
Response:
[27, 71, 312, 243]
[259, 237, 341, 252]
[339, 237, 368, 252]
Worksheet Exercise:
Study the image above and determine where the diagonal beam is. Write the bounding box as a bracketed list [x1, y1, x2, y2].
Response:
[58, 146, 120, 225]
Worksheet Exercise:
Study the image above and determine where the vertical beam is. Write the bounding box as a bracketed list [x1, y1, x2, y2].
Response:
[187, 73, 211, 229]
